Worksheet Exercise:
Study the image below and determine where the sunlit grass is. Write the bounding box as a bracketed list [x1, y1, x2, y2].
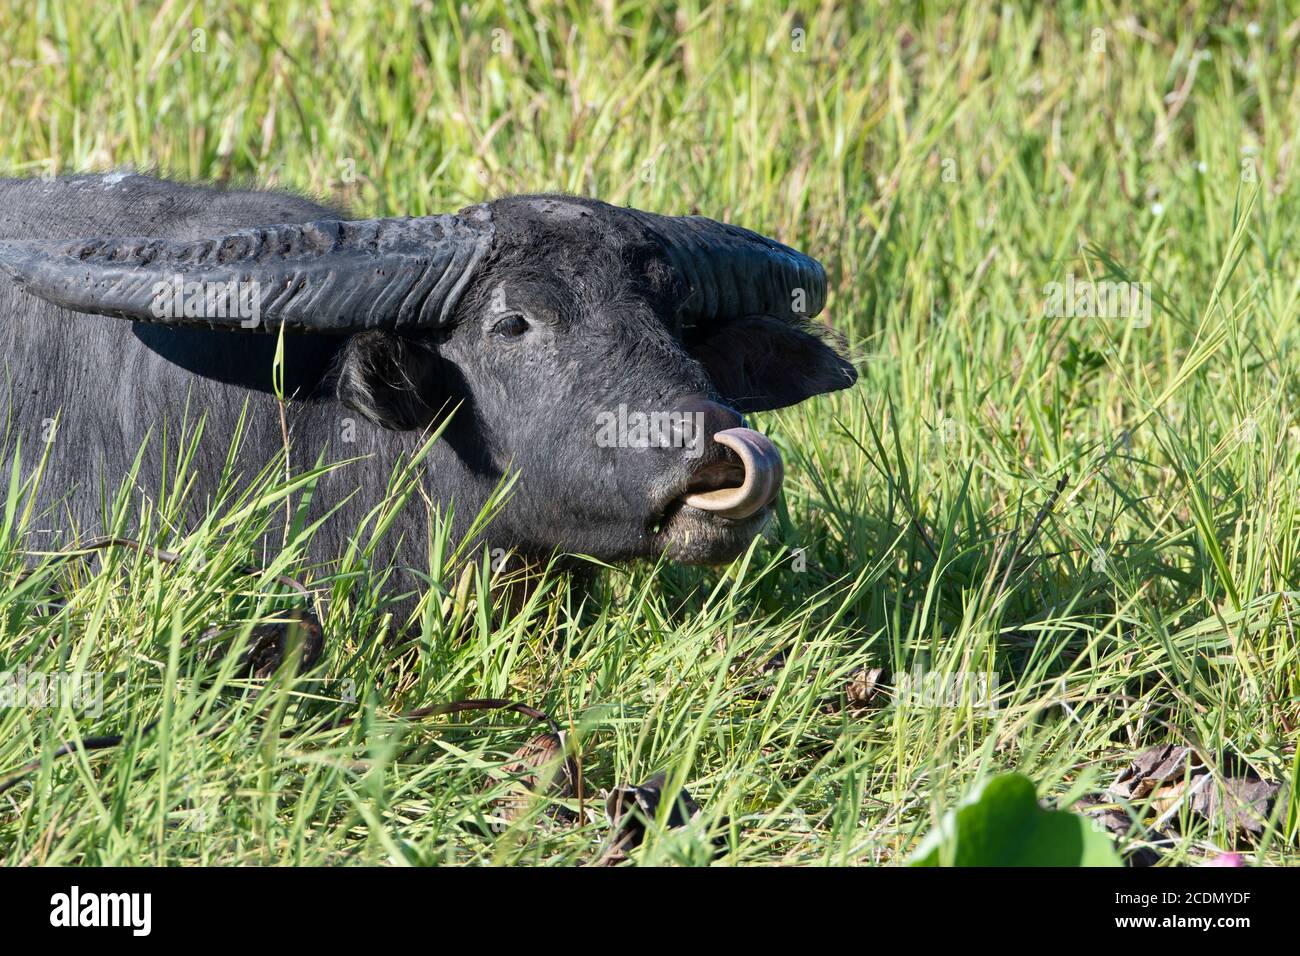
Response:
[2, 0, 1299, 864]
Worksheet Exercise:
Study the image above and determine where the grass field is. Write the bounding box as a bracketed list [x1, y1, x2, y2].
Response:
[2, 0, 1299, 865]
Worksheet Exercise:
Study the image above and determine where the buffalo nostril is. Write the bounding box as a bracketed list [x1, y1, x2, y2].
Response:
[677, 396, 746, 435]
[682, 427, 784, 519]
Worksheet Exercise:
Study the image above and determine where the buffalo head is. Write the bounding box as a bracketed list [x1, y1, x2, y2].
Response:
[0, 194, 856, 567]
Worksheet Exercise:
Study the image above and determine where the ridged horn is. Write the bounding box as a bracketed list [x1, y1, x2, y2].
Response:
[0, 209, 494, 333]
[617, 208, 827, 328]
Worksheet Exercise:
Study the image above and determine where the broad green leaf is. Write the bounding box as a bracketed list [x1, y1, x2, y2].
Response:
[910, 774, 1121, 867]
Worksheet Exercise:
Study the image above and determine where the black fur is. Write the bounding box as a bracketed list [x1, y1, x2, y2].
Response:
[1, 175, 856, 606]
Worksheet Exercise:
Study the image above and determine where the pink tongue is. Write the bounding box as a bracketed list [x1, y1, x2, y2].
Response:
[682, 428, 784, 519]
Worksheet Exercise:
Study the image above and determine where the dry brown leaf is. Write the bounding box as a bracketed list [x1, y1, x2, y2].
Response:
[846, 666, 885, 713]
[1098, 743, 1284, 842]
[487, 731, 579, 829]
[598, 772, 716, 864]
[1189, 776, 1281, 836]
[1109, 744, 1203, 801]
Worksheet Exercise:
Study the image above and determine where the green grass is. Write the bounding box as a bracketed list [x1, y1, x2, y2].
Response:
[2, 0, 1299, 865]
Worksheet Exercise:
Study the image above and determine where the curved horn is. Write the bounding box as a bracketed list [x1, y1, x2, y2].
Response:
[0, 209, 494, 333]
[618, 209, 826, 329]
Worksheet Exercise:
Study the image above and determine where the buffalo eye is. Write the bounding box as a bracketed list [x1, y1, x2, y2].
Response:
[492, 314, 530, 338]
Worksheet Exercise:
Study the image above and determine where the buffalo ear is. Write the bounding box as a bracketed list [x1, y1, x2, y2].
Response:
[689, 316, 857, 414]
[335, 331, 453, 431]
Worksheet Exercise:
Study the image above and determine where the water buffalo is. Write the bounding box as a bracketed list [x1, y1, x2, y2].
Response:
[0, 174, 856, 611]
